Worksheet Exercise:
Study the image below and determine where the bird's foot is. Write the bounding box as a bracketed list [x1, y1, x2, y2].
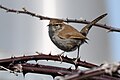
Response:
[57, 52, 65, 63]
[73, 57, 80, 69]
[74, 57, 80, 65]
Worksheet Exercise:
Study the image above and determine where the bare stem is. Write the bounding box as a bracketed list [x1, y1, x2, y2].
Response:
[0, 5, 120, 32]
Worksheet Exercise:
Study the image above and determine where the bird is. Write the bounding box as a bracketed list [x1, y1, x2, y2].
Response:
[48, 13, 107, 63]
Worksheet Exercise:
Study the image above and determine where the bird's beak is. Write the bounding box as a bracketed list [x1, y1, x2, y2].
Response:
[47, 24, 51, 27]
[47, 24, 50, 26]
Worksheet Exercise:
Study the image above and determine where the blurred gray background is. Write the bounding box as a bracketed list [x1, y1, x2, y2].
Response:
[0, 0, 120, 80]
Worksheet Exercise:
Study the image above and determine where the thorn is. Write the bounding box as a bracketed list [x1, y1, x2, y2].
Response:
[40, 17, 43, 20]
[75, 19, 77, 21]
[6, 10, 9, 13]
[106, 30, 111, 33]
[104, 24, 107, 26]
[66, 18, 69, 23]
[75, 65, 78, 70]
[49, 53, 51, 56]
[67, 66, 72, 71]
[51, 75, 56, 79]
[22, 71, 27, 77]
[36, 51, 38, 53]
[11, 56, 14, 59]
[49, 51, 52, 55]
[23, 54, 26, 57]
[73, 58, 76, 61]
[65, 55, 68, 58]
[36, 51, 41, 55]
[66, 17, 68, 20]
[11, 55, 15, 58]
[107, 28, 113, 33]
[22, 7, 27, 12]
[35, 63, 39, 67]
[83, 60, 86, 63]
[35, 59, 38, 63]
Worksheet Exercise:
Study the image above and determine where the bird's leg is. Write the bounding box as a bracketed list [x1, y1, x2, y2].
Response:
[57, 51, 65, 63]
[74, 46, 80, 65]
[77, 46, 80, 58]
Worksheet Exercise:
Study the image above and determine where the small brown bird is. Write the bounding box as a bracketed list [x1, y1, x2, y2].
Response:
[48, 13, 107, 62]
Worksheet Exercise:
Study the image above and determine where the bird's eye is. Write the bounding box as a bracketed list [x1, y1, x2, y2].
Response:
[55, 25, 62, 30]
[55, 24, 59, 26]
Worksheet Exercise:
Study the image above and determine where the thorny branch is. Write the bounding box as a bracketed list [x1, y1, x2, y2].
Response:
[0, 5, 120, 32]
[0, 53, 98, 69]
[0, 54, 120, 80]
[64, 62, 120, 80]
[0, 4, 120, 80]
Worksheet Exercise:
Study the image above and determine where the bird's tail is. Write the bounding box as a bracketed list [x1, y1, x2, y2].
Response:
[80, 13, 107, 36]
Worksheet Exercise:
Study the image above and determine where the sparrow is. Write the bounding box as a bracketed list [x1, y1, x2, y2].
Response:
[48, 13, 107, 63]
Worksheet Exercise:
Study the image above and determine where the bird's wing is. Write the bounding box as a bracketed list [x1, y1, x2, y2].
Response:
[58, 24, 87, 40]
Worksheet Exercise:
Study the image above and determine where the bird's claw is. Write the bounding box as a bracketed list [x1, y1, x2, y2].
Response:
[74, 57, 80, 65]
[57, 52, 65, 63]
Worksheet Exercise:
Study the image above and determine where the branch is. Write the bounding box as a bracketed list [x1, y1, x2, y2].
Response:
[0, 53, 98, 69]
[64, 62, 120, 80]
[0, 4, 120, 80]
[0, 54, 120, 80]
[0, 5, 120, 32]
[7, 63, 78, 77]
[1, 63, 120, 80]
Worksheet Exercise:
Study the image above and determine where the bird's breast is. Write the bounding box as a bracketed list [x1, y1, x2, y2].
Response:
[51, 34, 82, 52]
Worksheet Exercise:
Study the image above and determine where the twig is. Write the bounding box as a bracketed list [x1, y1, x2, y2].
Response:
[0, 5, 120, 32]
[64, 62, 120, 80]
[0, 65, 18, 76]
[21, 63, 78, 77]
